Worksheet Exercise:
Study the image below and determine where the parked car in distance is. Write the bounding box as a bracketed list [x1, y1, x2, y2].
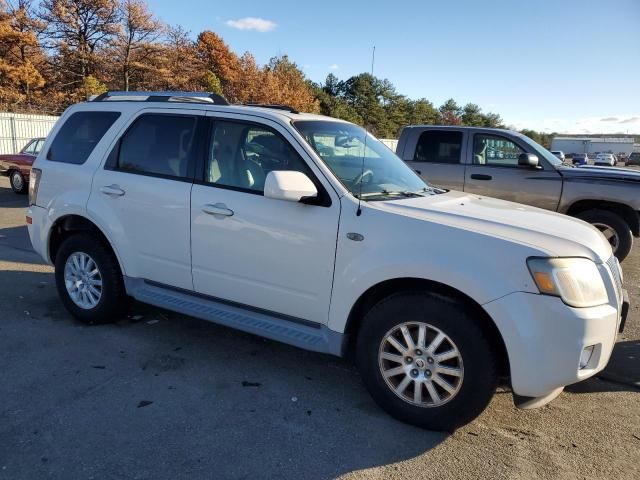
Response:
[0, 137, 46, 193]
[27, 92, 629, 431]
[595, 153, 617, 167]
[626, 152, 640, 166]
[551, 150, 565, 161]
[572, 153, 591, 166]
[397, 126, 640, 261]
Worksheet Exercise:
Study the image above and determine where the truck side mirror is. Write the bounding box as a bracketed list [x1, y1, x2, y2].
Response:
[518, 153, 540, 169]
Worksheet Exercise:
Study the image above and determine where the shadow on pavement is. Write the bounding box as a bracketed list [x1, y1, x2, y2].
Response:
[0, 267, 447, 479]
[0, 225, 39, 262]
[0, 183, 28, 208]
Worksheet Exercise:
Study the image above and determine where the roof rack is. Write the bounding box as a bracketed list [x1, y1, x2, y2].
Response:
[243, 103, 300, 114]
[91, 91, 229, 105]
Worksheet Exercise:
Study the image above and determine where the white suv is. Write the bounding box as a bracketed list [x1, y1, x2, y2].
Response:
[27, 92, 629, 431]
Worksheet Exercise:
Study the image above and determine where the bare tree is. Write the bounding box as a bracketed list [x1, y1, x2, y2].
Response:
[40, 0, 119, 91]
[113, 0, 163, 90]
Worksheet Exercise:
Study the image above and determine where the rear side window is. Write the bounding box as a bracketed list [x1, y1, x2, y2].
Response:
[414, 131, 463, 164]
[47, 112, 120, 164]
[115, 114, 198, 179]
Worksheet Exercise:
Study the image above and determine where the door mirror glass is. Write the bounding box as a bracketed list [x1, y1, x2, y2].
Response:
[264, 171, 318, 203]
[518, 153, 540, 168]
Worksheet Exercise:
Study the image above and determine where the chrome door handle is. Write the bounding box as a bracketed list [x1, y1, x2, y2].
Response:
[202, 203, 234, 217]
[100, 185, 125, 196]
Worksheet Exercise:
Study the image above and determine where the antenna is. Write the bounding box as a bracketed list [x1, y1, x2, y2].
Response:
[356, 45, 375, 217]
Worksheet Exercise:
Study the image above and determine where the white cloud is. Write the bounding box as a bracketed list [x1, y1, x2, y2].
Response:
[225, 17, 277, 32]
[328, 64, 339, 70]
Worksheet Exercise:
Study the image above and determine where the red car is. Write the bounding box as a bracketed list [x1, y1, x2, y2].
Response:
[0, 137, 45, 193]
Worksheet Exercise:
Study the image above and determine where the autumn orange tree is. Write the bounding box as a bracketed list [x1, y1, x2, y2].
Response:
[0, 0, 46, 110]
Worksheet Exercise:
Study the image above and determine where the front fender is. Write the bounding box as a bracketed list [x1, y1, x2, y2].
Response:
[328, 199, 542, 333]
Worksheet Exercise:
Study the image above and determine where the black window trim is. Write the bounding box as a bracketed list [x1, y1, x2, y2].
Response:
[46, 111, 121, 165]
[412, 129, 465, 165]
[194, 117, 332, 207]
[471, 132, 540, 170]
[104, 112, 206, 183]
[21, 138, 37, 154]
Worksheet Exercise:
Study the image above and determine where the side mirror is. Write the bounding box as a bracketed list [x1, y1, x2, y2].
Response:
[264, 171, 318, 203]
[518, 153, 540, 169]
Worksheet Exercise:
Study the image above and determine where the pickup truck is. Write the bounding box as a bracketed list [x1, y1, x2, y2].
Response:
[396, 126, 640, 261]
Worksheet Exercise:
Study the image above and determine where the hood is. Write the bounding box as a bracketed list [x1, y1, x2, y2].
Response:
[558, 165, 640, 184]
[373, 191, 612, 261]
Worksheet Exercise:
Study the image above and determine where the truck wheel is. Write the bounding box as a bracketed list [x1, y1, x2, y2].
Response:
[355, 292, 498, 431]
[10, 170, 27, 194]
[576, 209, 633, 262]
[54, 233, 127, 324]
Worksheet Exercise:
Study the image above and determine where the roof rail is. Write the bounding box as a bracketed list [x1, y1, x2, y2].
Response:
[91, 91, 229, 105]
[243, 103, 300, 114]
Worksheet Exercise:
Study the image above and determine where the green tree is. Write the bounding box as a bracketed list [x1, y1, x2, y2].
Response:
[203, 69, 222, 94]
[439, 98, 462, 125]
[461, 103, 484, 126]
[407, 99, 440, 125]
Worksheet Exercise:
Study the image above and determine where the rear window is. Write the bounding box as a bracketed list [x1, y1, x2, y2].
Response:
[47, 112, 120, 164]
[114, 114, 199, 179]
[414, 130, 462, 164]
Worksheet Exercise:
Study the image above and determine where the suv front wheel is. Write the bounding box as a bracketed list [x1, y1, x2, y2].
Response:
[356, 292, 498, 431]
[54, 233, 127, 324]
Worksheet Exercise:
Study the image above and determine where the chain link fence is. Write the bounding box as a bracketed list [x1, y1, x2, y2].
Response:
[0, 112, 60, 154]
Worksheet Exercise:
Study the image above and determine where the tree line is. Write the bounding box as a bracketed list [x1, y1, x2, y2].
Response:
[1, 0, 553, 144]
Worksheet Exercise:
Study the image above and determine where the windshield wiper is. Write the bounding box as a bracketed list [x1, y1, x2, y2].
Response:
[358, 189, 426, 199]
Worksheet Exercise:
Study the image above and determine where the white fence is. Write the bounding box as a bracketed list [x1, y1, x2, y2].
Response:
[379, 138, 398, 152]
[0, 112, 59, 154]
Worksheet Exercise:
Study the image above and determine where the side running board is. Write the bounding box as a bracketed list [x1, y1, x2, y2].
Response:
[123, 278, 346, 357]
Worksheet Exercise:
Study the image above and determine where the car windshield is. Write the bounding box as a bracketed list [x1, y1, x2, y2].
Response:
[512, 132, 565, 167]
[293, 120, 439, 199]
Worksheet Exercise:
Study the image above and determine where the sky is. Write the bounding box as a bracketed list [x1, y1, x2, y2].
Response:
[148, 0, 640, 134]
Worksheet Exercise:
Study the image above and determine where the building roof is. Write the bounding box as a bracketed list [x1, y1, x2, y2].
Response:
[552, 137, 634, 143]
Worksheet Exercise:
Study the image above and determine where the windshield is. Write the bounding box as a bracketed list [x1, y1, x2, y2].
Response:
[293, 120, 436, 199]
[513, 132, 565, 167]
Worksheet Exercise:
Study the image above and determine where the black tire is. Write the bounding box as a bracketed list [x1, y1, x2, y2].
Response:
[54, 233, 127, 324]
[356, 292, 498, 431]
[9, 170, 27, 194]
[576, 209, 633, 262]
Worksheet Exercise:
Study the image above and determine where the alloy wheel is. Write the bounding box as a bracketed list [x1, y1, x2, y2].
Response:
[64, 252, 103, 309]
[593, 222, 620, 253]
[378, 321, 464, 407]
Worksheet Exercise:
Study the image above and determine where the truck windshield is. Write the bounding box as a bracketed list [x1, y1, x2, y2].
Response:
[293, 120, 437, 200]
[513, 132, 565, 167]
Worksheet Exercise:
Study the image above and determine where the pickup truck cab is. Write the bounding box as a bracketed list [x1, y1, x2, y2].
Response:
[27, 93, 629, 431]
[397, 126, 640, 261]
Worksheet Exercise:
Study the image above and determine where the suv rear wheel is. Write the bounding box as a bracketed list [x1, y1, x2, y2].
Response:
[355, 292, 498, 431]
[10, 170, 27, 194]
[54, 233, 127, 324]
[576, 209, 633, 262]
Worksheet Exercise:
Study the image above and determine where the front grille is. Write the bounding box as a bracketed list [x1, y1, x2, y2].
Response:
[606, 256, 623, 298]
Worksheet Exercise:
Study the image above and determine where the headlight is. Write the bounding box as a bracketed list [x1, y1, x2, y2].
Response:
[527, 257, 608, 308]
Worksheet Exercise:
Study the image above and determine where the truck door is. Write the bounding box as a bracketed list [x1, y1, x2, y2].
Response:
[463, 132, 562, 210]
[402, 129, 466, 191]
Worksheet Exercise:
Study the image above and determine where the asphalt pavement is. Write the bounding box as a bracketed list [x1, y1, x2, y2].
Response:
[0, 176, 638, 480]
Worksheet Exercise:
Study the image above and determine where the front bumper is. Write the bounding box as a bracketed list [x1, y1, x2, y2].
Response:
[483, 289, 623, 400]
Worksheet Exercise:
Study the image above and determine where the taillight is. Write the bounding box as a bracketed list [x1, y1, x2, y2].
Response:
[29, 168, 42, 206]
